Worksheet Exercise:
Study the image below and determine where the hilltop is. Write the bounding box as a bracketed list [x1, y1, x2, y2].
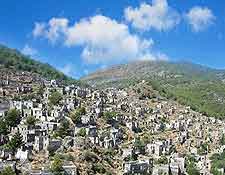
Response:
[82, 60, 225, 118]
[0, 44, 76, 83]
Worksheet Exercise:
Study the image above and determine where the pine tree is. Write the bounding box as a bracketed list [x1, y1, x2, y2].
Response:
[7, 132, 23, 153]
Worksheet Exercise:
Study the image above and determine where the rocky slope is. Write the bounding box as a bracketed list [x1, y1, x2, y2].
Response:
[0, 44, 77, 83]
[82, 60, 225, 118]
[82, 61, 225, 86]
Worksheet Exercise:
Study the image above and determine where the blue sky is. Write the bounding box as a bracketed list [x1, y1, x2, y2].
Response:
[0, 0, 224, 78]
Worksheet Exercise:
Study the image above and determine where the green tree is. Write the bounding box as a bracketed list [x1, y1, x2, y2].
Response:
[134, 137, 145, 149]
[93, 163, 106, 174]
[210, 151, 225, 175]
[25, 116, 37, 126]
[186, 162, 200, 175]
[133, 137, 145, 154]
[49, 91, 63, 105]
[55, 120, 70, 138]
[197, 143, 208, 155]
[156, 156, 168, 164]
[78, 128, 86, 137]
[6, 109, 21, 127]
[221, 134, 225, 145]
[78, 107, 86, 115]
[186, 156, 200, 175]
[69, 107, 86, 124]
[0, 119, 9, 136]
[0, 166, 16, 175]
[103, 111, 117, 124]
[51, 154, 63, 175]
[7, 132, 24, 153]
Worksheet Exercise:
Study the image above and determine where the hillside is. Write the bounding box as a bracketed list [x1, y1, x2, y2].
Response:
[82, 60, 225, 118]
[0, 44, 74, 83]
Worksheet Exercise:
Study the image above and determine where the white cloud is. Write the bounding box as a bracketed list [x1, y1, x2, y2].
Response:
[46, 18, 69, 43]
[22, 44, 38, 57]
[65, 15, 155, 63]
[186, 6, 215, 32]
[33, 15, 160, 64]
[33, 22, 46, 38]
[124, 0, 180, 31]
[33, 18, 69, 43]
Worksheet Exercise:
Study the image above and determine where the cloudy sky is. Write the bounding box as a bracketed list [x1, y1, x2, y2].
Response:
[0, 0, 224, 78]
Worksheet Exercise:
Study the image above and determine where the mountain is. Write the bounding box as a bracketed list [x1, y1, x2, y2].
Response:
[82, 60, 225, 118]
[0, 44, 76, 84]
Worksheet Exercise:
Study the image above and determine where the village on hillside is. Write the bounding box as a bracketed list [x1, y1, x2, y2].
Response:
[0, 72, 225, 175]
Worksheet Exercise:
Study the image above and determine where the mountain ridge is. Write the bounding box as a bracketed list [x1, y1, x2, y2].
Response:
[81, 60, 225, 88]
[82, 60, 225, 118]
[0, 44, 78, 85]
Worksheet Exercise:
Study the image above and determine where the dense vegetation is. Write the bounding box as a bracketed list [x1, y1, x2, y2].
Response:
[0, 44, 77, 83]
[0, 166, 16, 175]
[185, 156, 200, 175]
[83, 61, 225, 118]
[0, 109, 24, 154]
[51, 154, 64, 175]
[149, 78, 225, 119]
[49, 91, 63, 106]
[210, 151, 225, 175]
[70, 107, 86, 124]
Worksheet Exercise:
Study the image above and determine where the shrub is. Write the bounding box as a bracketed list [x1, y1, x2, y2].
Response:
[49, 91, 62, 105]
[78, 128, 86, 137]
[25, 116, 37, 126]
[6, 109, 21, 127]
[51, 154, 63, 174]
